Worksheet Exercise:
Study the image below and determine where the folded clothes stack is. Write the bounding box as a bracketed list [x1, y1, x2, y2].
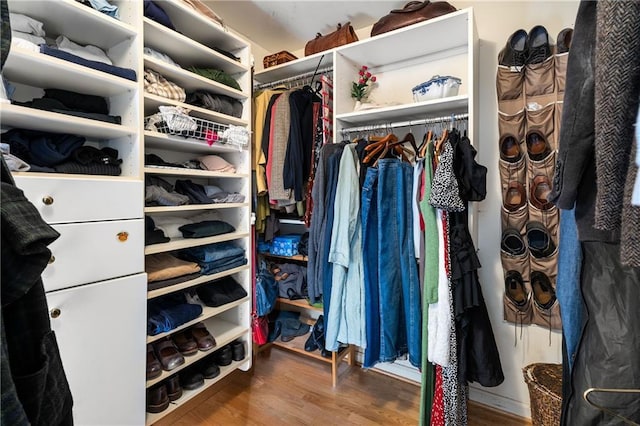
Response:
[178, 241, 247, 275]
[147, 292, 203, 336]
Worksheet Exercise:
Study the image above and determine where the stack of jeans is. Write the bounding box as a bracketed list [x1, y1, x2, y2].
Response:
[178, 241, 246, 275]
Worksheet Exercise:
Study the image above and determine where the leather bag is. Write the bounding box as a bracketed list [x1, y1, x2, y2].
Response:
[370, 1, 457, 37]
[305, 22, 358, 56]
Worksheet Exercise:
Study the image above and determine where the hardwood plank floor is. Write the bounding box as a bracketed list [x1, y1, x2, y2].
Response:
[155, 348, 530, 425]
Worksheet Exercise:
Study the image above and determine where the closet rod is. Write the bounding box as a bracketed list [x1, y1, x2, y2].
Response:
[255, 66, 333, 89]
[340, 112, 469, 134]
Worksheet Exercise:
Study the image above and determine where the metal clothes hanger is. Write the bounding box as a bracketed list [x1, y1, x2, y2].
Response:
[583, 388, 640, 425]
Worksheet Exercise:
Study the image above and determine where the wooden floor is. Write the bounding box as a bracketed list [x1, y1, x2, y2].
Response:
[155, 348, 530, 426]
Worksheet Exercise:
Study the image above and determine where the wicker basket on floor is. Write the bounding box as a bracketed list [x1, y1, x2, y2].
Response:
[523, 363, 562, 426]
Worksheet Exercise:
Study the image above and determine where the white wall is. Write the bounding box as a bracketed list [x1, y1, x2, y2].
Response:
[244, 0, 580, 419]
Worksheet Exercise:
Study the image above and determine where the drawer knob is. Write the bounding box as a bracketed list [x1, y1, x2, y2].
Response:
[117, 231, 129, 242]
[48, 255, 56, 264]
[42, 196, 54, 205]
[50, 308, 61, 319]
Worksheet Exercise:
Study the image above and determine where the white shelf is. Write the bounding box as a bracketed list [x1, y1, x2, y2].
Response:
[156, 0, 248, 52]
[143, 18, 248, 75]
[336, 9, 470, 67]
[336, 95, 469, 126]
[144, 131, 248, 155]
[147, 296, 249, 344]
[144, 231, 250, 255]
[3, 48, 137, 97]
[143, 55, 247, 100]
[145, 203, 248, 214]
[278, 218, 306, 225]
[144, 93, 248, 127]
[144, 356, 249, 425]
[7, 0, 137, 50]
[0, 103, 136, 139]
[143, 166, 248, 179]
[145, 318, 248, 388]
[254, 51, 333, 84]
[147, 265, 250, 300]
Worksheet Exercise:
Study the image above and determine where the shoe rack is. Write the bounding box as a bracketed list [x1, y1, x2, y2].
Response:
[141, 1, 252, 424]
[496, 26, 568, 331]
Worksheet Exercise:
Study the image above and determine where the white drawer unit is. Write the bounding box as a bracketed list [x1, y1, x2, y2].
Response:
[46, 273, 147, 426]
[14, 176, 143, 224]
[42, 219, 144, 292]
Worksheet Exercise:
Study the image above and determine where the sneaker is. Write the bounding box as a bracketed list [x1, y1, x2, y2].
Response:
[527, 25, 552, 64]
[499, 29, 528, 67]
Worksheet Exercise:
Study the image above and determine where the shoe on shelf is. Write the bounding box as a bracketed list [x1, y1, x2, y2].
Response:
[531, 271, 556, 310]
[504, 181, 527, 212]
[498, 29, 528, 67]
[201, 358, 221, 379]
[214, 345, 233, 366]
[304, 315, 326, 352]
[526, 130, 551, 161]
[527, 25, 552, 64]
[147, 344, 162, 380]
[530, 175, 553, 210]
[180, 367, 205, 391]
[190, 323, 216, 351]
[499, 135, 522, 163]
[153, 337, 185, 371]
[556, 28, 573, 53]
[165, 375, 183, 402]
[146, 384, 169, 414]
[230, 340, 245, 361]
[172, 330, 198, 356]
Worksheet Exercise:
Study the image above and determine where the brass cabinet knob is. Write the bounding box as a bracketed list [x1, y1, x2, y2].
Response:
[42, 196, 54, 205]
[48, 255, 56, 264]
[50, 308, 61, 319]
[117, 231, 129, 242]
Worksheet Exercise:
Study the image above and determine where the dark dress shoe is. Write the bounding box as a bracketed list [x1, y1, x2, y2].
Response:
[190, 323, 216, 351]
[530, 175, 553, 210]
[499, 29, 528, 67]
[147, 344, 162, 380]
[556, 28, 573, 53]
[153, 337, 185, 371]
[505, 271, 528, 308]
[201, 359, 221, 379]
[526, 131, 551, 161]
[527, 25, 552, 64]
[501, 228, 526, 256]
[499, 135, 522, 163]
[230, 340, 245, 361]
[165, 375, 182, 401]
[214, 345, 232, 366]
[526, 222, 556, 258]
[172, 330, 198, 356]
[146, 384, 169, 413]
[180, 367, 205, 391]
[304, 315, 326, 353]
[504, 181, 527, 211]
[531, 271, 556, 310]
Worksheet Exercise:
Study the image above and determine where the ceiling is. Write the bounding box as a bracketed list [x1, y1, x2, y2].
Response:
[206, 1, 407, 52]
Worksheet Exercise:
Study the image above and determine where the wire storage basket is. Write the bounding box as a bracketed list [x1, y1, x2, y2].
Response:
[144, 111, 248, 150]
[523, 363, 562, 426]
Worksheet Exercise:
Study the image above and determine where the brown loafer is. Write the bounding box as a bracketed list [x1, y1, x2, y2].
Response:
[153, 337, 185, 371]
[530, 175, 553, 210]
[172, 330, 198, 356]
[526, 130, 551, 161]
[147, 344, 162, 380]
[146, 384, 169, 413]
[165, 375, 183, 401]
[190, 323, 216, 351]
[499, 134, 522, 163]
[504, 181, 527, 211]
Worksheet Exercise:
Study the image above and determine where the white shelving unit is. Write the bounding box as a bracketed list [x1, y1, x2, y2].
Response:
[141, 2, 252, 424]
[253, 7, 478, 383]
[1, 1, 146, 425]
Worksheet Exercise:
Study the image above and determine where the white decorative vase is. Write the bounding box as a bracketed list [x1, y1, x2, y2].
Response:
[354, 100, 362, 111]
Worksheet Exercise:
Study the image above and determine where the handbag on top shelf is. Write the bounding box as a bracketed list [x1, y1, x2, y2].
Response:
[305, 22, 359, 56]
[370, 1, 457, 37]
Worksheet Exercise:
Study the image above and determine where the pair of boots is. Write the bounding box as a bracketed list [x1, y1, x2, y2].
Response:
[304, 315, 329, 357]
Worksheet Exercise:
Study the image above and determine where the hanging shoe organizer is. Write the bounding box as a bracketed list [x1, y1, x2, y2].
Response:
[496, 26, 572, 332]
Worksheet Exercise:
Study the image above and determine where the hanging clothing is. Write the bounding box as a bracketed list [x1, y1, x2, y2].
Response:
[303, 101, 324, 227]
[428, 209, 451, 367]
[325, 145, 366, 350]
[267, 89, 294, 202]
[320, 75, 333, 146]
